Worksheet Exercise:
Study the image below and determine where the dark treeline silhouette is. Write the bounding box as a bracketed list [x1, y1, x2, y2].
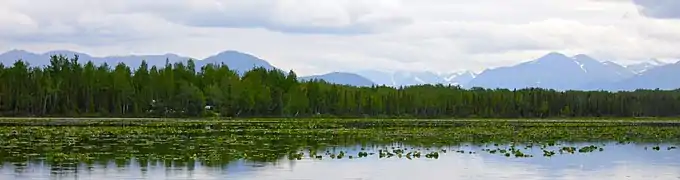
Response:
[1, 55, 679, 118]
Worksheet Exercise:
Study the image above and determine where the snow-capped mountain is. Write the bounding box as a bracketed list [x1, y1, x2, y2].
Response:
[442, 71, 477, 86]
[467, 52, 635, 90]
[355, 70, 476, 87]
[625, 59, 668, 74]
[572, 55, 635, 83]
[608, 61, 680, 90]
[602, 61, 634, 77]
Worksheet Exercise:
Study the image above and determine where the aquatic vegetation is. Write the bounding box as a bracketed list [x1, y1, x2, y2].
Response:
[424, 152, 439, 159]
[542, 150, 556, 157]
[578, 145, 599, 153]
[0, 119, 679, 167]
[358, 152, 369, 158]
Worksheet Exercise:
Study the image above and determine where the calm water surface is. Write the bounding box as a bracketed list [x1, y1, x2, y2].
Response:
[1, 143, 678, 180]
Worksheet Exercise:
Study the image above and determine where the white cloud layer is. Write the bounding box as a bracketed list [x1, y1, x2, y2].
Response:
[1, 0, 680, 75]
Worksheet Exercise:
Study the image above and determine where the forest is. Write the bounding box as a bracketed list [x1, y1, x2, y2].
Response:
[0, 55, 679, 118]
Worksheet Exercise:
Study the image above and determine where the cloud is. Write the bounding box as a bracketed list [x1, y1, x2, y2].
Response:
[2, 0, 680, 75]
[632, 0, 680, 19]
[0, 1, 183, 46]
[1, 15, 163, 46]
[99, 0, 413, 35]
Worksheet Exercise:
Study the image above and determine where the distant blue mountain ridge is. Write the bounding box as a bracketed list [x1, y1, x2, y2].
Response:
[0, 50, 677, 90]
[0, 49, 374, 87]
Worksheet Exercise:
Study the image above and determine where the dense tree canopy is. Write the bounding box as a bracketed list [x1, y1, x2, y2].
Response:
[1, 55, 679, 118]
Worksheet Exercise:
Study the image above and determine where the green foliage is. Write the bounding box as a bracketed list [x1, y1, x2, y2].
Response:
[2, 55, 680, 118]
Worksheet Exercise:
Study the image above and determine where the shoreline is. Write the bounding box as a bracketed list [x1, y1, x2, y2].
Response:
[0, 117, 679, 124]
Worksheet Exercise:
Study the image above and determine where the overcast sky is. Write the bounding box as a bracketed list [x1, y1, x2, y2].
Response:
[1, 0, 680, 75]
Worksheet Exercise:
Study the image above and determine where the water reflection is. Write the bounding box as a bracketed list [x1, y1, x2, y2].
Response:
[1, 143, 678, 180]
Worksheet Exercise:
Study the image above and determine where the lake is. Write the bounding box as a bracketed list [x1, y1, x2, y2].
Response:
[0, 119, 679, 179]
[1, 142, 679, 180]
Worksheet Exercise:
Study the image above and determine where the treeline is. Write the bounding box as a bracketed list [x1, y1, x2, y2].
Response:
[1, 55, 680, 118]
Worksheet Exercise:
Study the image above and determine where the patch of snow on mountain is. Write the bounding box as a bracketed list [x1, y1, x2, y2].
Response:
[573, 59, 587, 73]
[390, 73, 397, 87]
[626, 59, 670, 74]
[651, 59, 666, 66]
[444, 72, 462, 82]
[414, 76, 425, 84]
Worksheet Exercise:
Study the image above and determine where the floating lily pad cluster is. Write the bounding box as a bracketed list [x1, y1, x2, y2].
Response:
[0, 118, 678, 168]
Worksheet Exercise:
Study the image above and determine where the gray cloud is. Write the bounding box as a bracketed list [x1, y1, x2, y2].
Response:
[0, 14, 165, 46]
[0, 1, 176, 46]
[632, 0, 680, 19]
[166, 13, 384, 35]
[111, 0, 413, 35]
[2, 0, 412, 36]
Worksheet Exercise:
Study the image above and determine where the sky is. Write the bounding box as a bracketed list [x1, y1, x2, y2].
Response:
[1, 0, 680, 75]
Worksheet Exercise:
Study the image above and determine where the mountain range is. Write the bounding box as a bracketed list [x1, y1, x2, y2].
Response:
[0, 49, 677, 90]
[300, 72, 375, 87]
[354, 70, 476, 87]
[468, 53, 630, 90]
[468, 53, 677, 91]
[0, 49, 372, 86]
[625, 59, 668, 74]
